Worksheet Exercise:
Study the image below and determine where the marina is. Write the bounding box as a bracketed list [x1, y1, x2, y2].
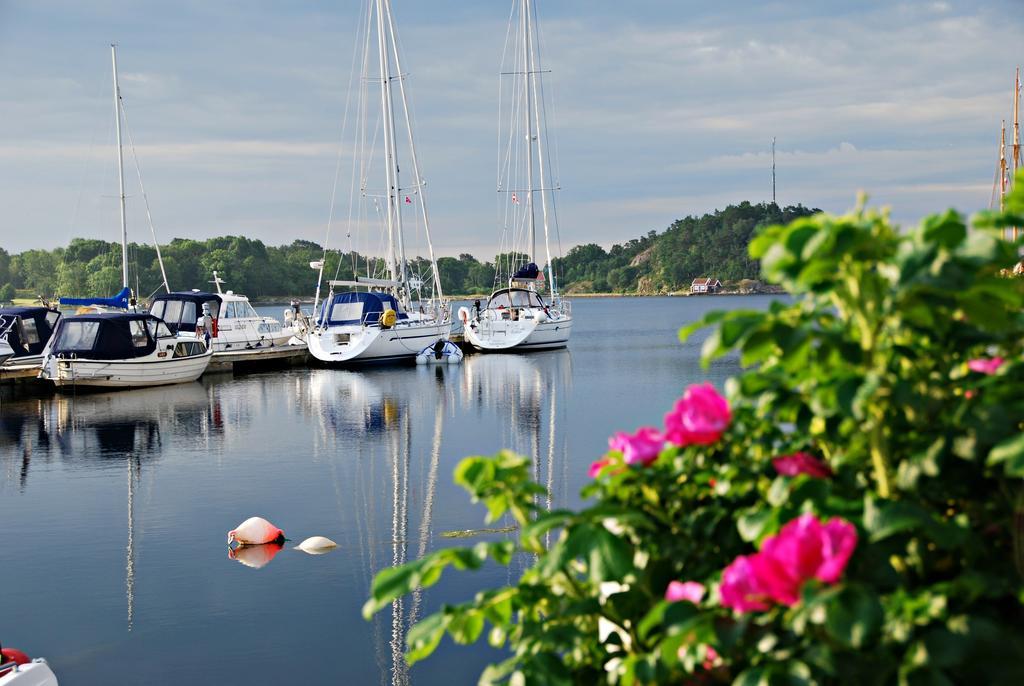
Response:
[2, 0, 1022, 683]
[0, 295, 761, 686]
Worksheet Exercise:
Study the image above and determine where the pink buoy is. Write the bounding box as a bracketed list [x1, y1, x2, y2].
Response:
[227, 516, 285, 546]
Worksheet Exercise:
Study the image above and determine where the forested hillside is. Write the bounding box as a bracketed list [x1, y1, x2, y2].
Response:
[0, 201, 817, 301]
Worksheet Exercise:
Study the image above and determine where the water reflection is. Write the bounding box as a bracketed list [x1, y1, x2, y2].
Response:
[229, 542, 285, 569]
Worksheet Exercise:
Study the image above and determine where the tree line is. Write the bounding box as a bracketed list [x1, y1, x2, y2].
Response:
[0, 201, 817, 301]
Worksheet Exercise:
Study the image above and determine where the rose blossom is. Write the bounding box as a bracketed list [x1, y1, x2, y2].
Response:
[664, 383, 731, 446]
[719, 555, 772, 613]
[719, 514, 858, 613]
[608, 426, 665, 466]
[967, 357, 1004, 375]
[772, 452, 833, 479]
[588, 457, 613, 479]
[665, 580, 705, 604]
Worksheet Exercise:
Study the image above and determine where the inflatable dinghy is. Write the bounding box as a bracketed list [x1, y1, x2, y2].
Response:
[416, 339, 463, 365]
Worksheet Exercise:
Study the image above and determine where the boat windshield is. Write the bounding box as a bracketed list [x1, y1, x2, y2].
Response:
[53, 320, 101, 352]
[487, 289, 545, 309]
[146, 319, 173, 339]
[222, 301, 260, 319]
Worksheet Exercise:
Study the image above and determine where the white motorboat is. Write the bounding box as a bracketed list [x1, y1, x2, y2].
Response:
[0, 339, 13, 367]
[462, 0, 572, 352]
[149, 272, 307, 363]
[0, 306, 62, 370]
[39, 312, 211, 389]
[307, 0, 449, 365]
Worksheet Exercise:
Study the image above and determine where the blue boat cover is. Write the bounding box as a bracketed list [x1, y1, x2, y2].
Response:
[0, 306, 62, 356]
[49, 312, 160, 360]
[59, 286, 131, 310]
[320, 291, 409, 326]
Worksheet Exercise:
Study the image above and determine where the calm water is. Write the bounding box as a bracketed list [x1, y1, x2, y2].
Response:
[0, 296, 776, 685]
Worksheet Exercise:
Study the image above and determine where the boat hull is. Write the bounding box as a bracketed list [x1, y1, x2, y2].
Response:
[308, 320, 450, 365]
[43, 351, 212, 389]
[465, 314, 572, 352]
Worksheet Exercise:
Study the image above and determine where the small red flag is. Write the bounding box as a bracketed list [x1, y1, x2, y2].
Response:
[405, 195, 412, 204]
[511, 193, 519, 204]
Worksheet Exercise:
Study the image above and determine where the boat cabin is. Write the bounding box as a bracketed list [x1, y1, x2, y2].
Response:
[149, 292, 222, 334]
[320, 292, 409, 327]
[49, 312, 201, 360]
[0, 306, 62, 358]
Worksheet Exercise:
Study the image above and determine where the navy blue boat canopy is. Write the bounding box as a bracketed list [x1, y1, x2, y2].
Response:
[59, 286, 131, 310]
[512, 263, 542, 280]
[0, 306, 62, 357]
[49, 312, 168, 360]
[150, 292, 222, 333]
[321, 291, 409, 326]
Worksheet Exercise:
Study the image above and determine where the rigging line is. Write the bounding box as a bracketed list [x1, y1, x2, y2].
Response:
[118, 99, 170, 292]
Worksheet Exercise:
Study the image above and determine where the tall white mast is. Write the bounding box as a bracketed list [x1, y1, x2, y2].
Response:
[381, 0, 444, 300]
[521, 0, 537, 264]
[111, 44, 129, 291]
[375, 0, 400, 296]
[526, 0, 555, 291]
[374, 0, 412, 307]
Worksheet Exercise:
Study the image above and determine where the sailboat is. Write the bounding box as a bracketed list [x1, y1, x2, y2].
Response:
[59, 44, 171, 313]
[461, 0, 573, 352]
[38, 46, 211, 389]
[307, 0, 450, 365]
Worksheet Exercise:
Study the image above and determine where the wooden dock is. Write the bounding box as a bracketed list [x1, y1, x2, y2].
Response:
[205, 345, 310, 373]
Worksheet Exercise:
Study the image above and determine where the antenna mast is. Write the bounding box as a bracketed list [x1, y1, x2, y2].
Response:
[111, 44, 129, 291]
[771, 137, 777, 205]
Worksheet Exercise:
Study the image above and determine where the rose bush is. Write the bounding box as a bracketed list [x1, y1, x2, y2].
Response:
[365, 177, 1024, 685]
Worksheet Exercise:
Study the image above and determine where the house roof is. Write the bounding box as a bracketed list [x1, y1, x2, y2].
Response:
[691, 277, 720, 286]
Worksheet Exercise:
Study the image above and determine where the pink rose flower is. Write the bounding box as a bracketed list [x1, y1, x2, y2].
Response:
[588, 457, 613, 478]
[719, 514, 858, 613]
[967, 357, 1004, 375]
[772, 452, 832, 479]
[608, 426, 665, 466]
[665, 580, 706, 604]
[664, 383, 732, 447]
[719, 555, 772, 613]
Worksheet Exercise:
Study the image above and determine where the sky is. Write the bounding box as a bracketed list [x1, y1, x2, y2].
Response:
[0, 0, 1021, 259]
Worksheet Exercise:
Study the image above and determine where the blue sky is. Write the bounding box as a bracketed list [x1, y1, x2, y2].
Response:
[0, 0, 1021, 258]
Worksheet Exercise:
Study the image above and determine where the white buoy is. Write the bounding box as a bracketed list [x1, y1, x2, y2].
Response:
[228, 516, 284, 546]
[458, 306, 470, 324]
[296, 536, 338, 554]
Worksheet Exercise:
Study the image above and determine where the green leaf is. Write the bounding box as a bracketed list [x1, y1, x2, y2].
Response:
[448, 607, 486, 645]
[738, 507, 778, 543]
[988, 432, 1024, 476]
[405, 612, 449, 665]
[824, 585, 883, 649]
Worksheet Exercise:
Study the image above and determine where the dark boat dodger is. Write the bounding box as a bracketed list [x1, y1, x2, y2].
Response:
[49, 312, 171, 360]
[0, 306, 62, 358]
[149, 291, 222, 334]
